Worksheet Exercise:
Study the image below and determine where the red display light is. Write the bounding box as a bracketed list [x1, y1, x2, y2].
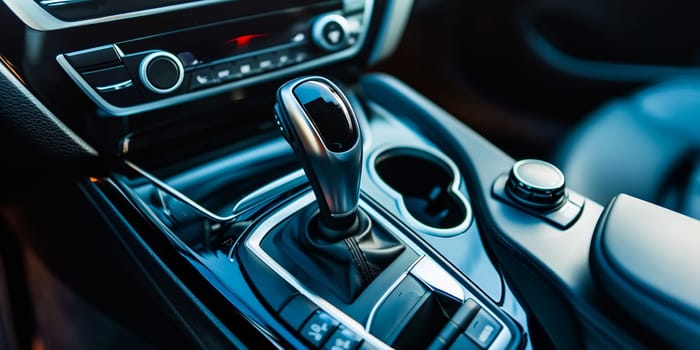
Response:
[225, 33, 269, 47]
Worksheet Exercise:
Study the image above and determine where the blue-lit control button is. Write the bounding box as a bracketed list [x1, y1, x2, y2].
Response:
[212, 63, 237, 82]
[234, 59, 258, 76]
[323, 325, 362, 350]
[276, 50, 293, 67]
[300, 310, 339, 347]
[257, 55, 275, 71]
[189, 69, 215, 90]
[465, 310, 502, 348]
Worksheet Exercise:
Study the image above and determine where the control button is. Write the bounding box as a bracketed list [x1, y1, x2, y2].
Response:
[279, 295, 317, 331]
[213, 63, 236, 81]
[275, 50, 293, 67]
[300, 310, 339, 347]
[257, 55, 275, 71]
[465, 310, 502, 349]
[234, 59, 258, 76]
[312, 14, 350, 51]
[292, 50, 310, 63]
[65, 45, 120, 71]
[323, 325, 362, 350]
[138, 51, 184, 94]
[82, 65, 132, 91]
[448, 334, 480, 350]
[451, 299, 480, 329]
[189, 69, 216, 90]
[506, 159, 566, 210]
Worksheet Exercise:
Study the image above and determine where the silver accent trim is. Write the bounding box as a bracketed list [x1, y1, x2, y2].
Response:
[364, 259, 419, 331]
[410, 257, 465, 302]
[53, 3, 374, 116]
[138, 51, 184, 94]
[368, 0, 414, 64]
[276, 76, 362, 220]
[367, 145, 473, 237]
[311, 13, 351, 51]
[123, 160, 240, 223]
[244, 191, 514, 350]
[95, 79, 133, 92]
[39, 0, 91, 7]
[3, 0, 233, 31]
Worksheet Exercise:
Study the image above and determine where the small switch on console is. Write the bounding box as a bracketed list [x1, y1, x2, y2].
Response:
[323, 325, 363, 350]
[300, 310, 340, 347]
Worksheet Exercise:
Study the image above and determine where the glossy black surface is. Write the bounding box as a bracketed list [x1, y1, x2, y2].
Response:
[294, 80, 358, 152]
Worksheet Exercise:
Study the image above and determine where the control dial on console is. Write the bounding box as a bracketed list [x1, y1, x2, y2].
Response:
[506, 159, 566, 210]
[138, 51, 185, 94]
[312, 14, 350, 52]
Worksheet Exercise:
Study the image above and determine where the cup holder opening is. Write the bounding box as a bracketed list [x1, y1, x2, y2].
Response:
[374, 149, 468, 230]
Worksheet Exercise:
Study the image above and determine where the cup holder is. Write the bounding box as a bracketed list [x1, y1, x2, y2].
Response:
[371, 148, 472, 236]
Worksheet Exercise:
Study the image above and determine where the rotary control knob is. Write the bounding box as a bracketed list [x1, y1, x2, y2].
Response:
[138, 51, 184, 94]
[506, 159, 566, 210]
[311, 14, 350, 52]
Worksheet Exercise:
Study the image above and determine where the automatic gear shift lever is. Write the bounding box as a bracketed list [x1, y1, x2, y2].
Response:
[274, 76, 362, 237]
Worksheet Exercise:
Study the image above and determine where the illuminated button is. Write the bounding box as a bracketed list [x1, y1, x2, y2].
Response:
[235, 59, 258, 76]
[189, 69, 215, 90]
[300, 311, 339, 347]
[213, 63, 236, 81]
[257, 55, 275, 71]
[465, 310, 502, 348]
[276, 50, 292, 67]
[323, 325, 362, 350]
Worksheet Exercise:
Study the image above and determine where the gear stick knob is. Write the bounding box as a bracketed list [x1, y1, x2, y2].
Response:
[274, 76, 362, 236]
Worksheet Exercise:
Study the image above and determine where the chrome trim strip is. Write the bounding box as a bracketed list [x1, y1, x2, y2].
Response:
[54, 2, 375, 116]
[367, 145, 473, 237]
[123, 160, 240, 223]
[95, 79, 133, 92]
[4, 0, 233, 31]
[410, 257, 465, 302]
[368, 0, 414, 64]
[39, 0, 92, 7]
[364, 258, 420, 331]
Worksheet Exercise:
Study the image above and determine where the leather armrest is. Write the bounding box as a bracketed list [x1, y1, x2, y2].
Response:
[590, 194, 700, 347]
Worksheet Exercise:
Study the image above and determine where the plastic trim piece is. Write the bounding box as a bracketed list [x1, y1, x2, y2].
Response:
[3, 0, 233, 31]
[368, 0, 414, 64]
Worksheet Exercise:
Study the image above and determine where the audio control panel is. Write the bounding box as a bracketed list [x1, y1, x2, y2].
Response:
[56, 2, 371, 116]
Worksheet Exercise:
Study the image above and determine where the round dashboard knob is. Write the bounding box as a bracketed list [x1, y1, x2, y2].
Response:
[312, 14, 350, 52]
[506, 159, 566, 210]
[139, 51, 184, 94]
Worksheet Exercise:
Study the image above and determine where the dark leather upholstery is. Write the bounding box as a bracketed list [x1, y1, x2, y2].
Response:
[555, 79, 700, 218]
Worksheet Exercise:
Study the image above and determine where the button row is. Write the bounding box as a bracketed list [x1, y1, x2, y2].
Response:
[189, 49, 311, 90]
[279, 295, 365, 350]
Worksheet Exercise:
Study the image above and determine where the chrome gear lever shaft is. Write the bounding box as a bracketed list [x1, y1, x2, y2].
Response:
[274, 76, 362, 237]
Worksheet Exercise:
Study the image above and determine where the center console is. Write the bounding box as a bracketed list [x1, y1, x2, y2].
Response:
[0, 0, 616, 348]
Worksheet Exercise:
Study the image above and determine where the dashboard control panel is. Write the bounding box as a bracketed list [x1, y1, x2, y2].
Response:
[56, 2, 372, 116]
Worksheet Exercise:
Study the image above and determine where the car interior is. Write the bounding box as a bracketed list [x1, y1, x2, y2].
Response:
[1, 0, 699, 349]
